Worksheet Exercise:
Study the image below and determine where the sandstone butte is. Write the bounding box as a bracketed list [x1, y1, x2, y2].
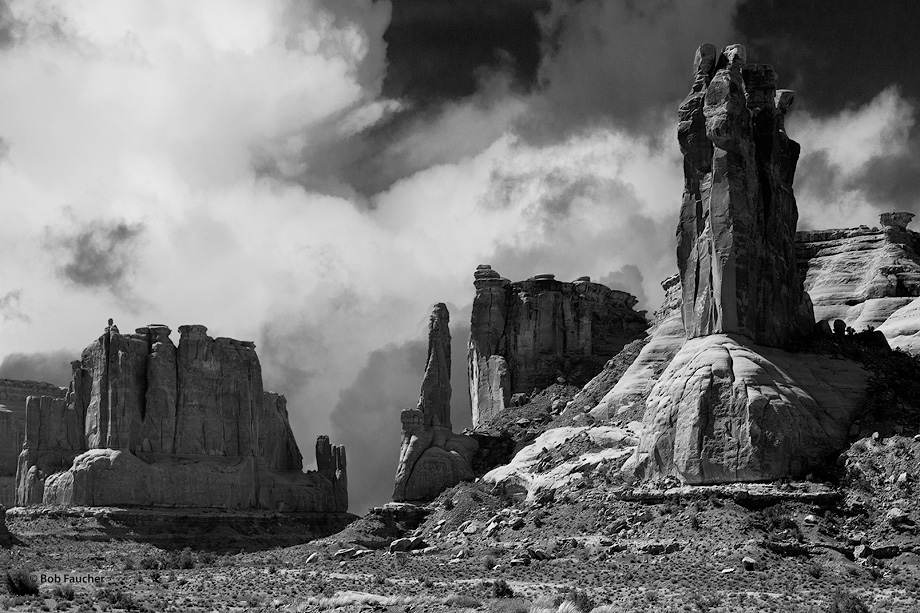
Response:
[12, 321, 347, 513]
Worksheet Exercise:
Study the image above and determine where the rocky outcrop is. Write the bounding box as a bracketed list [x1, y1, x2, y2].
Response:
[677, 43, 813, 348]
[624, 334, 869, 483]
[797, 213, 920, 353]
[394, 304, 478, 502]
[15, 321, 347, 512]
[468, 266, 647, 426]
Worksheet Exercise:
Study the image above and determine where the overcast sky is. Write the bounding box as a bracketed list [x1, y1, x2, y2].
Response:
[0, 0, 916, 513]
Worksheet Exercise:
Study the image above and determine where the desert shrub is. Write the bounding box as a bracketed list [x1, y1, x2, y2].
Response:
[588, 607, 619, 613]
[418, 576, 434, 589]
[483, 555, 497, 570]
[744, 504, 802, 540]
[563, 588, 595, 612]
[826, 589, 869, 613]
[806, 562, 824, 579]
[689, 510, 701, 530]
[96, 588, 139, 610]
[4, 569, 38, 596]
[490, 598, 528, 613]
[52, 585, 75, 601]
[372, 572, 388, 585]
[444, 593, 482, 608]
[492, 578, 514, 598]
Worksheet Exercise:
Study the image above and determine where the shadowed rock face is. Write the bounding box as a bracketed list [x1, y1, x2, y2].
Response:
[394, 304, 478, 502]
[468, 266, 648, 427]
[677, 43, 813, 348]
[15, 322, 347, 513]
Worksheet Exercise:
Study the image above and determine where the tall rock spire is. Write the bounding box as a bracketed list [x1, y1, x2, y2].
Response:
[418, 303, 452, 428]
[677, 43, 813, 347]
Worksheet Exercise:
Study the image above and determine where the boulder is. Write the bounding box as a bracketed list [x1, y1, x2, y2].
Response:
[677, 44, 813, 348]
[393, 305, 478, 502]
[468, 265, 647, 426]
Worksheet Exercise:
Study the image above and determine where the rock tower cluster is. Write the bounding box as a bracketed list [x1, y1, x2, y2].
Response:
[468, 266, 647, 426]
[16, 322, 347, 512]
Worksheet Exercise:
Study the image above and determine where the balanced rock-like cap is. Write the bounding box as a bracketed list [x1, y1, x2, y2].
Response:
[880, 212, 915, 230]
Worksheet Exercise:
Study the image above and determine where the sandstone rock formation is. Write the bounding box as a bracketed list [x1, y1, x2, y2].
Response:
[677, 43, 813, 348]
[611, 45, 874, 485]
[15, 322, 347, 512]
[468, 265, 647, 426]
[394, 304, 478, 502]
[797, 212, 920, 353]
[0, 380, 67, 507]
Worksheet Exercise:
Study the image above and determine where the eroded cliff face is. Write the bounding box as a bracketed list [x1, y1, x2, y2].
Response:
[393, 304, 478, 502]
[15, 322, 347, 513]
[797, 213, 920, 354]
[468, 266, 648, 427]
[677, 44, 813, 348]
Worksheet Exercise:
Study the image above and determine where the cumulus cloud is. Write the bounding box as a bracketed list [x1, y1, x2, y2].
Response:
[789, 87, 919, 228]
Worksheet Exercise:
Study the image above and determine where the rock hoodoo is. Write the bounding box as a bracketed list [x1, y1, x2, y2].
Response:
[468, 266, 647, 426]
[797, 213, 920, 354]
[623, 45, 871, 484]
[677, 43, 813, 347]
[15, 322, 347, 512]
[393, 304, 478, 502]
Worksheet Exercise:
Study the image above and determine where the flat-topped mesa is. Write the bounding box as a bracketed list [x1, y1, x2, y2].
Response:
[15, 320, 348, 513]
[393, 304, 478, 502]
[468, 265, 648, 426]
[677, 43, 814, 348]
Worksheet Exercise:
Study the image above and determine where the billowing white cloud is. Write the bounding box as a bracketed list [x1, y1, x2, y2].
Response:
[790, 86, 917, 229]
[0, 0, 754, 511]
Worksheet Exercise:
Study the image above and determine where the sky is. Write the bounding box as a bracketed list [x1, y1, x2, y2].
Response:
[0, 0, 917, 513]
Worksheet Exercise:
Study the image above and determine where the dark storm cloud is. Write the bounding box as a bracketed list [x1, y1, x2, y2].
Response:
[331, 304, 472, 512]
[381, 0, 549, 105]
[46, 220, 145, 297]
[524, 0, 738, 139]
[735, 0, 920, 117]
[0, 350, 74, 386]
[0, 289, 28, 322]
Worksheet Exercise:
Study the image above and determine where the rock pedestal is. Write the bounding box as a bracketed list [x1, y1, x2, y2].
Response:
[15, 321, 347, 513]
[393, 305, 478, 502]
[677, 44, 813, 348]
[468, 265, 647, 426]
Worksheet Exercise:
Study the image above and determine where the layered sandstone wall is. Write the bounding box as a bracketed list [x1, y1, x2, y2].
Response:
[15, 321, 347, 513]
[468, 266, 648, 426]
[796, 212, 920, 353]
